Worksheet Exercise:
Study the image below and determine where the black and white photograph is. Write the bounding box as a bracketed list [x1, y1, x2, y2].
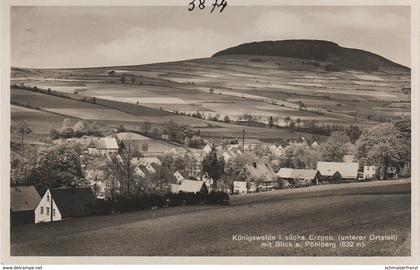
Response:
[2, 0, 419, 265]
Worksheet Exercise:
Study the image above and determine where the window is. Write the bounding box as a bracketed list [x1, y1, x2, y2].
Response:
[46, 194, 50, 202]
[46, 207, 50, 215]
[40, 207, 44, 214]
[52, 209, 56, 217]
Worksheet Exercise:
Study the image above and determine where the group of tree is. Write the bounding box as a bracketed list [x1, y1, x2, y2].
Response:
[11, 122, 32, 145]
[160, 120, 206, 149]
[355, 119, 410, 178]
[20, 143, 86, 194]
[50, 119, 103, 139]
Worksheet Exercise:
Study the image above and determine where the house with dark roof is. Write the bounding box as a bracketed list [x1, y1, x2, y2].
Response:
[277, 168, 321, 185]
[10, 186, 41, 225]
[235, 162, 278, 191]
[35, 187, 96, 223]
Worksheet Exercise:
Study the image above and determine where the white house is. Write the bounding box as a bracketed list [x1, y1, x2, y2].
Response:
[311, 141, 319, 148]
[173, 180, 209, 194]
[363, 165, 377, 179]
[173, 170, 190, 184]
[317, 162, 359, 180]
[35, 187, 96, 223]
[35, 189, 62, 223]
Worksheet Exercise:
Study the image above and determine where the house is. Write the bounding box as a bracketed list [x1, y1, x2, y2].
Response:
[202, 144, 212, 154]
[176, 180, 208, 194]
[233, 181, 257, 194]
[10, 186, 41, 225]
[132, 157, 161, 167]
[233, 181, 247, 194]
[35, 187, 96, 223]
[173, 170, 190, 184]
[363, 165, 377, 179]
[277, 168, 321, 185]
[317, 162, 359, 181]
[311, 141, 319, 148]
[235, 162, 278, 190]
[269, 145, 284, 156]
[88, 137, 119, 156]
[198, 172, 214, 190]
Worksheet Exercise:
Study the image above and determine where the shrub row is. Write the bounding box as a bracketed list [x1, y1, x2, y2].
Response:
[92, 191, 230, 215]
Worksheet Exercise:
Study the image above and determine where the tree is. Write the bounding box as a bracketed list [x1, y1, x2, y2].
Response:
[347, 125, 362, 143]
[268, 116, 274, 128]
[142, 122, 152, 135]
[35, 143, 85, 192]
[74, 120, 91, 137]
[223, 115, 231, 123]
[367, 143, 399, 179]
[280, 143, 319, 169]
[61, 127, 75, 138]
[14, 122, 32, 145]
[105, 140, 142, 198]
[320, 131, 351, 162]
[202, 145, 225, 189]
[49, 128, 60, 140]
[141, 142, 149, 152]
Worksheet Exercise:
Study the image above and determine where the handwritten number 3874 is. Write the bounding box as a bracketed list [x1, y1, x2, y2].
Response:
[188, 0, 227, 13]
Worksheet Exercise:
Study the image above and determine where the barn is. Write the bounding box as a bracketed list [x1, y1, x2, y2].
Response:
[10, 186, 41, 225]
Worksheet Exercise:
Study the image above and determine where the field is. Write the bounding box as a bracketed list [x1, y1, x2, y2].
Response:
[11, 179, 410, 256]
[10, 86, 306, 145]
[12, 55, 410, 128]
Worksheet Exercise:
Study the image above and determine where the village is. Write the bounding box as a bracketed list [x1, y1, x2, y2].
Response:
[10, 116, 411, 226]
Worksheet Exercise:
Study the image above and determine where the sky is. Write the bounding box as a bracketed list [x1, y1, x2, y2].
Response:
[11, 6, 411, 68]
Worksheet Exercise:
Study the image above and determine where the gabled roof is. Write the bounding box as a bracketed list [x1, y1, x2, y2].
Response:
[114, 132, 150, 141]
[149, 163, 159, 172]
[239, 162, 277, 182]
[136, 165, 149, 177]
[175, 170, 189, 179]
[10, 186, 41, 212]
[50, 187, 96, 218]
[178, 180, 208, 193]
[89, 137, 119, 150]
[277, 168, 319, 180]
[317, 162, 359, 179]
[132, 157, 162, 166]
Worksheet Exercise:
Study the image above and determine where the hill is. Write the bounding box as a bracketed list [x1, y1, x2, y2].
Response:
[213, 40, 409, 72]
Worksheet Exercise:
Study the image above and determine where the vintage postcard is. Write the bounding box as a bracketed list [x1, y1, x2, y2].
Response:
[1, 0, 419, 266]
